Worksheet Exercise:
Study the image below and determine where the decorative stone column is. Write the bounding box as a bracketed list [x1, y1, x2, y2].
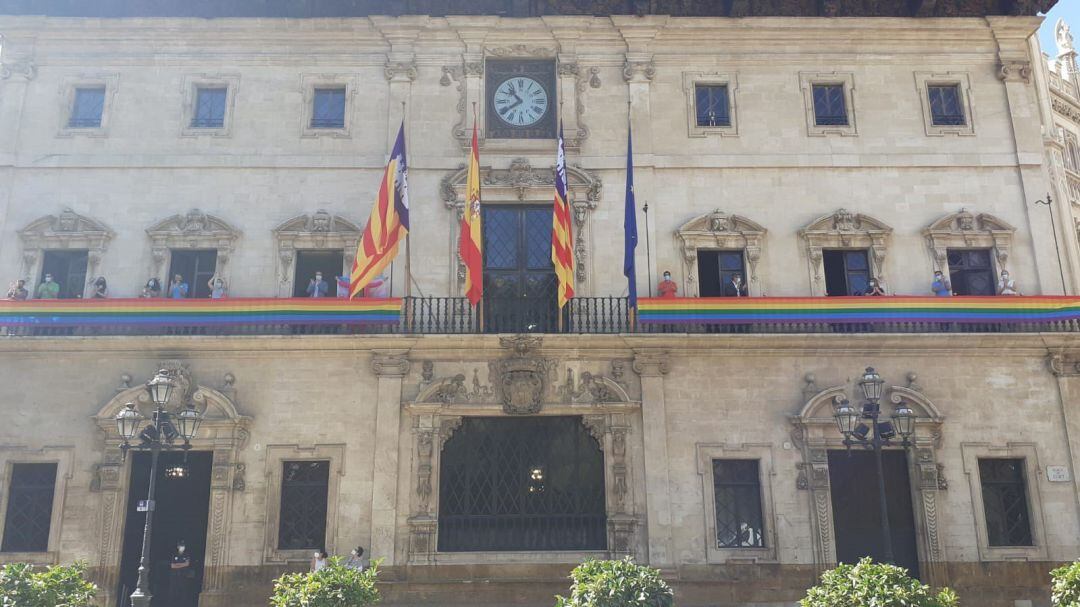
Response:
[632, 348, 673, 568]
[369, 350, 411, 565]
[1049, 352, 1080, 528]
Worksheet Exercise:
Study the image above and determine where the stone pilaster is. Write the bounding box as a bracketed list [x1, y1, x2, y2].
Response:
[369, 349, 410, 565]
[632, 348, 673, 568]
[1049, 352, 1080, 531]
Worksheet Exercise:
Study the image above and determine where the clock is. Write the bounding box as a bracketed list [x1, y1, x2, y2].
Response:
[485, 60, 557, 140]
[493, 77, 549, 127]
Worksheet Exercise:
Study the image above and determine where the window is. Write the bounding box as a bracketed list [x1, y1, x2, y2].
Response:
[167, 250, 218, 299]
[927, 84, 966, 126]
[1065, 132, 1080, 174]
[823, 249, 870, 296]
[191, 87, 227, 128]
[292, 250, 345, 297]
[1, 463, 57, 553]
[978, 459, 1033, 547]
[311, 88, 346, 129]
[712, 460, 764, 548]
[68, 87, 105, 128]
[947, 249, 995, 296]
[812, 84, 848, 126]
[40, 250, 89, 299]
[278, 461, 330, 550]
[697, 250, 746, 297]
[695, 85, 730, 127]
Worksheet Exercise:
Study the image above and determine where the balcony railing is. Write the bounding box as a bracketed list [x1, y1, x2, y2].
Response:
[1, 296, 1079, 337]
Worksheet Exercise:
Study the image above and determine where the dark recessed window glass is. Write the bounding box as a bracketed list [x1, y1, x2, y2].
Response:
[928, 84, 965, 126]
[695, 84, 730, 127]
[812, 84, 848, 126]
[712, 460, 764, 548]
[278, 461, 330, 550]
[1, 463, 57, 553]
[947, 248, 994, 296]
[191, 87, 227, 128]
[823, 249, 870, 296]
[68, 87, 105, 128]
[979, 458, 1033, 547]
[311, 88, 347, 129]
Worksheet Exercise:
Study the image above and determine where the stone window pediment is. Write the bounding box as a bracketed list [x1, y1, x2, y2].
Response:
[272, 210, 362, 296]
[146, 209, 240, 285]
[675, 210, 766, 297]
[923, 208, 1015, 272]
[800, 208, 892, 296]
[17, 208, 114, 294]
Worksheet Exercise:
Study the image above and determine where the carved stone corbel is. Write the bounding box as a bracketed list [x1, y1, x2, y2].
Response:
[632, 349, 670, 377]
[385, 61, 418, 82]
[997, 61, 1032, 83]
[622, 60, 655, 83]
[372, 350, 411, 378]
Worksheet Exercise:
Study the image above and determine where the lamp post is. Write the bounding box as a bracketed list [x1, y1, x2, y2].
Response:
[832, 367, 916, 565]
[1034, 192, 1067, 294]
[115, 370, 202, 607]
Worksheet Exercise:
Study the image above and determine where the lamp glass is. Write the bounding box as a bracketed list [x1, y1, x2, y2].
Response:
[176, 406, 202, 441]
[115, 403, 142, 441]
[893, 405, 916, 438]
[859, 367, 884, 402]
[834, 400, 859, 435]
[147, 371, 174, 407]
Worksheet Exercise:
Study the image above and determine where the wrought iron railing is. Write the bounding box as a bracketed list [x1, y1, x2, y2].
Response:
[401, 296, 631, 334]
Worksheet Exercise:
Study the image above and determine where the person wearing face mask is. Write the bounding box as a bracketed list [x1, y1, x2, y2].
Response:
[344, 546, 367, 570]
[930, 270, 952, 297]
[311, 549, 329, 572]
[169, 540, 192, 605]
[169, 274, 189, 299]
[725, 273, 748, 297]
[36, 273, 60, 299]
[657, 270, 678, 298]
[998, 270, 1021, 296]
[307, 272, 329, 298]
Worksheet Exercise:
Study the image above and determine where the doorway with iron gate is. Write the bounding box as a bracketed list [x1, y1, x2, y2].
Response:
[482, 205, 559, 333]
[116, 451, 212, 607]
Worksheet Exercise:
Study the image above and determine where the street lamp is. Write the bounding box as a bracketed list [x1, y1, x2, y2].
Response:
[1034, 192, 1067, 294]
[115, 369, 201, 607]
[832, 367, 916, 565]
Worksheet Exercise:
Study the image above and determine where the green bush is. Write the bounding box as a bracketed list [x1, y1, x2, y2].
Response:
[555, 558, 674, 607]
[1052, 560, 1080, 607]
[270, 557, 380, 607]
[0, 561, 97, 607]
[800, 558, 957, 607]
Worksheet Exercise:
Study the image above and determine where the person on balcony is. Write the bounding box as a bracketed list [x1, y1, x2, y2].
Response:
[363, 272, 389, 298]
[658, 270, 678, 298]
[307, 272, 329, 298]
[208, 276, 227, 299]
[864, 278, 886, 296]
[141, 278, 162, 298]
[91, 277, 108, 298]
[6, 279, 28, 301]
[998, 270, 1021, 296]
[35, 274, 59, 299]
[724, 273, 748, 297]
[931, 270, 952, 296]
[169, 274, 189, 299]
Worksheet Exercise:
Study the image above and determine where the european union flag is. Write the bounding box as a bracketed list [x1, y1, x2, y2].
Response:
[624, 123, 638, 310]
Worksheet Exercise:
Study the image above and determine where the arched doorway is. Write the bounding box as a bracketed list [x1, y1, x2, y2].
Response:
[437, 416, 606, 552]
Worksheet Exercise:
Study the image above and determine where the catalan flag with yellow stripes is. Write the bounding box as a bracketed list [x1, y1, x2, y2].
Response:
[460, 121, 483, 306]
[350, 122, 410, 298]
[551, 123, 575, 308]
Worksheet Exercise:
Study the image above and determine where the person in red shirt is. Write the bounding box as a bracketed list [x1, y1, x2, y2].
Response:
[658, 270, 679, 298]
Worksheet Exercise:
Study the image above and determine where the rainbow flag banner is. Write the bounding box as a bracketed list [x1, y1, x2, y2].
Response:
[0, 297, 402, 328]
[638, 296, 1080, 325]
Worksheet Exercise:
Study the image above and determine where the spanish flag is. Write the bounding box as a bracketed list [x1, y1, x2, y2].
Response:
[551, 123, 575, 308]
[350, 122, 410, 298]
[460, 121, 483, 306]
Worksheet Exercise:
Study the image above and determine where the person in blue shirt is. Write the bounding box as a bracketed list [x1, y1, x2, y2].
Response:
[931, 270, 951, 296]
[307, 272, 328, 298]
[169, 274, 189, 299]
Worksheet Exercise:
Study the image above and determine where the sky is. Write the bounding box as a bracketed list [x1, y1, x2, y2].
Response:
[1040, 0, 1080, 57]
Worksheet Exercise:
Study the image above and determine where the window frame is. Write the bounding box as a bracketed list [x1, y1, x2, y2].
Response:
[798, 72, 857, 137]
[277, 460, 332, 551]
[263, 444, 345, 563]
[961, 443, 1048, 562]
[914, 72, 975, 136]
[191, 86, 229, 129]
[300, 74, 358, 138]
[0, 447, 74, 565]
[977, 458, 1034, 547]
[696, 443, 777, 563]
[310, 87, 348, 130]
[682, 72, 739, 138]
[57, 74, 118, 138]
[180, 73, 239, 138]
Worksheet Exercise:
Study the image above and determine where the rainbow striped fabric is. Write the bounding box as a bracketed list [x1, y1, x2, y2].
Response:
[638, 296, 1080, 324]
[0, 298, 402, 327]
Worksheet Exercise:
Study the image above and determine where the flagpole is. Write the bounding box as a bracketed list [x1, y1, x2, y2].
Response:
[644, 201, 652, 298]
[402, 102, 412, 300]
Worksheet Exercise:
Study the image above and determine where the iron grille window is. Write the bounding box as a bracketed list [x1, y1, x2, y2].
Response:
[947, 249, 995, 296]
[438, 417, 606, 552]
[311, 88, 347, 129]
[1, 463, 57, 552]
[927, 84, 966, 126]
[68, 87, 105, 128]
[812, 84, 848, 126]
[191, 87, 227, 128]
[712, 460, 764, 548]
[278, 461, 330, 550]
[979, 458, 1033, 547]
[695, 84, 730, 127]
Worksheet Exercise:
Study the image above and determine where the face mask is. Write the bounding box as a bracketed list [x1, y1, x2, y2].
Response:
[178, 546, 185, 554]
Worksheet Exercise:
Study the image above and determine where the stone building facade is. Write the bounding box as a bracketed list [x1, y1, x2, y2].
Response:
[1, 2, 1079, 606]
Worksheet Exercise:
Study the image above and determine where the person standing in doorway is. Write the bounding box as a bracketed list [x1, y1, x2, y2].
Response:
[168, 540, 192, 606]
[36, 274, 60, 299]
[208, 276, 227, 299]
[91, 277, 108, 299]
[142, 278, 162, 298]
[930, 270, 951, 297]
[307, 272, 328, 298]
[169, 274, 189, 299]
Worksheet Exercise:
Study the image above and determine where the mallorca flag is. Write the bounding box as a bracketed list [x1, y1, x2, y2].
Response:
[459, 121, 483, 306]
[350, 122, 410, 298]
[551, 123, 575, 308]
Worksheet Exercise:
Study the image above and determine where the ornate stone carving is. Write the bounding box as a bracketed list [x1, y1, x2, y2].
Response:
[490, 336, 556, 414]
[415, 430, 434, 513]
[581, 414, 607, 443]
[997, 61, 1032, 83]
[146, 209, 240, 283]
[464, 62, 484, 76]
[372, 350, 411, 378]
[17, 209, 114, 289]
[487, 45, 556, 57]
[1049, 352, 1080, 377]
[272, 211, 361, 294]
[800, 209, 892, 295]
[0, 58, 36, 81]
[623, 60, 656, 82]
[415, 368, 493, 404]
[384, 61, 418, 81]
[558, 62, 580, 76]
[632, 349, 670, 377]
[232, 463, 246, 491]
[676, 210, 767, 296]
[440, 65, 462, 87]
[1057, 18, 1074, 52]
[588, 67, 602, 88]
[923, 209, 1016, 272]
[558, 368, 630, 403]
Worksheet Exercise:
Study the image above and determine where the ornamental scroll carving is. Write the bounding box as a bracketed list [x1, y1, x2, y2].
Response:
[272, 210, 362, 296]
[146, 209, 240, 286]
[923, 209, 1015, 273]
[800, 209, 892, 296]
[18, 209, 114, 295]
[675, 210, 766, 297]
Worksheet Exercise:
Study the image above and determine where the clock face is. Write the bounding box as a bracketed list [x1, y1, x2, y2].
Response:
[493, 77, 549, 127]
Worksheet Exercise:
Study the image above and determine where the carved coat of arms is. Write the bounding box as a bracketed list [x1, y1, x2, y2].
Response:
[490, 335, 554, 415]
